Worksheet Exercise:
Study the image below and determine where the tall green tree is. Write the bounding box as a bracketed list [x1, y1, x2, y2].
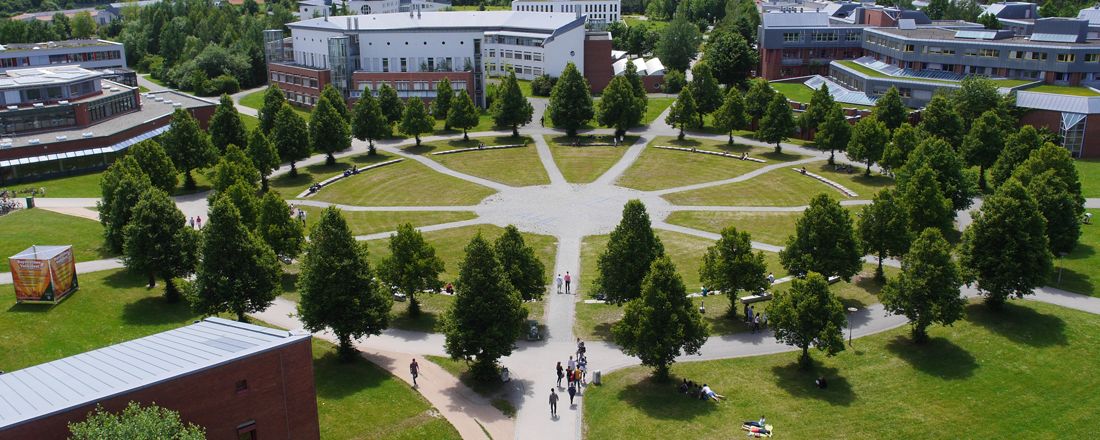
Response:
[700, 28, 757, 87]
[814, 104, 850, 165]
[68, 402, 205, 440]
[688, 63, 722, 127]
[846, 115, 890, 176]
[954, 76, 1000, 130]
[597, 75, 646, 137]
[656, 6, 702, 71]
[897, 137, 975, 211]
[960, 179, 1053, 308]
[758, 93, 795, 153]
[447, 89, 480, 141]
[744, 78, 775, 125]
[256, 191, 305, 259]
[210, 144, 259, 193]
[99, 157, 153, 254]
[310, 93, 351, 165]
[162, 109, 216, 190]
[881, 123, 920, 172]
[258, 85, 287, 134]
[432, 77, 454, 129]
[918, 93, 963, 145]
[494, 225, 547, 301]
[71, 11, 97, 39]
[873, 86, 907, 131]
[378, 223, 445, 317]
[900, 165, 955, 238]
[247, 128, 279, 191]
[1011, 142, 1085, 209]
[378, 83, 405, 124]
[191, 197, 280, 321]
[209, 94, 247, 152]
[989, 125, 1045, 189]
[713, 86, 749, 145]
[699, 226, 769, 317]
[769, 272, 847, 367]
[548, 62, 595, 137]
[880, 228, 965, 343]
[1026, 170, 1082, 255]
[491, 71, 533, 137]
[351, 91, 390, 152]
[128, 139, 177, 194]
[780, 194, 862, 281]
[443, 234, 527, 380]
[977, 12, 1002, 29]
[960, 110, 1005, 191]
[623, 61, 647, 100]
[613, 256, 709, 380]
[271, 104, 311, 177]
[665, 86, 697, 140]
[858, 188, 910, 279]
[801, 84, 834, 135]
[321, 84, 349, 121]
[596, 200, 666, 304]
[122, 188, 198, 301]
[400, 97, 435, 146]
[298, 207, 393, 360]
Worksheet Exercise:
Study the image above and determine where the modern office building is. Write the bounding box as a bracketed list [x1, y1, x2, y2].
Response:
[0, 39, 135, 86]
[265, 11, 613, 108]
[0, 317, 320, 440]
[297, 0, 450, 19]
[0, 66, 216, 183]
[511, 0, 622, 24]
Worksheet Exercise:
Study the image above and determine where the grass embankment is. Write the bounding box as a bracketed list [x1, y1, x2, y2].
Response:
[662, 164, 867, 207]
[616, 138, 771, 191]
[294, 206, 476, 237]
[311, 160, 496, 206]
[1054, 209, 1099, 297]
[665, 205, 863, 247]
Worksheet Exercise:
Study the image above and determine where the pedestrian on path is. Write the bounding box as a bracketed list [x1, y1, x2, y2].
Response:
[189, 217, 195, 229]
[556, 274, 563, 294]
[549, 388, 559, 417]
[752, 315, 760, 334]
[196, 216, 202, 229]
[568, 382, 577, 405]
[576, 338, 586, 357]
[564, 272, 572, 294]
[556, 362, 564, 387]
[410, 358, 420, 387]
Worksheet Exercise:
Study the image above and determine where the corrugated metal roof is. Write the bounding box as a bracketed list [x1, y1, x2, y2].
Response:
[1016, 90, 1100, 114]
[1078, 7, 1100, 24]
[761, 12, 830, 28]
[0, 318, 308, 430]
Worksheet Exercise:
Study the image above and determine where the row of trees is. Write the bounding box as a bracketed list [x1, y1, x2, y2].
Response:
[0, 10, 99, 43]
[665, 75, 796, 153]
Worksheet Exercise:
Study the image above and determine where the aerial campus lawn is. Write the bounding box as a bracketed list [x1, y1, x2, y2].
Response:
[295, 206, 476, 237]
[616, 138, 774, 191]
[1074, 159, 1100, 198]
[0, 209, 114, 262]
[546, 135, 638, 183]
[239, 89, 312, 120]
[585, 300, 1100, 439]
[311, 159, 497, 206]
[13, 166, 215, 199]
[644, 97, 675, 124]
[665, 206, 864, 247]
[770, 82, 876, 111]
[0, 268, 460, 439]
[1052, 209, 1099, 297]
[662, 164, 865, 207]
[415, 136, 551, 187]
[424, 355, 518, 418]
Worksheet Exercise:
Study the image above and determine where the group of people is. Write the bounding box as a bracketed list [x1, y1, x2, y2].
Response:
[341, 165, 360, 177]
[743, 304, 768, 334]
[187, 216, 203, 230]
[677, 378, 726, 402]
[554, 272, 573, 295]
[290, 206, 308, 224]
[549, 339, 588, 418]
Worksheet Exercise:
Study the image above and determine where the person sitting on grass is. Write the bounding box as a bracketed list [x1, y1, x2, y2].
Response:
[815, 376, 828, 389]
[701, 384, 725, 402]
[678, 379, 689, 394]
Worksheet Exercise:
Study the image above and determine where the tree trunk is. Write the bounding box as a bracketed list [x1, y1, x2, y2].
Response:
[774, 143, 782, 154]
[678, 125, 685, 140]
[289, 161, 298, 177]
[415, 134, 421, 146]
[911, 324, 929, 344]
[865, 160, 872, 176]
[654, 364, 671, 382]
[728, 131, 734, 145]
[147, 272, 157, 288]
[408, 294, 421, 317]
[326, 152, 336, 166]
[163, 276, 181, 303]
[237, 311, 248, 322]
[337, 334, 358, 362]
[261, 176, 269, 192]
[875, 255, 885, 281]
[512, 125, 519, 137]
[463, 129, 469, 141]
[978, 165, 987, 192]
[183, 170, 196, 190]
[828, 150, 835, 165]
[799, 346, 812, 369]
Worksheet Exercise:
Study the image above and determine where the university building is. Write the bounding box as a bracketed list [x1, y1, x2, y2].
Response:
[511, 0, 623, 25]
[0, 39, 135, 86]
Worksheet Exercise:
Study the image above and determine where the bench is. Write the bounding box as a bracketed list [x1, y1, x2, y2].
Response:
[740, 292, 772, 304]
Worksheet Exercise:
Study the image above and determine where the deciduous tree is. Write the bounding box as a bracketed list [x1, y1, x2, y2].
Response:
[699, 226, 769, 317]
[247, 128, 279, 191]
[210, 144, 259, 193]
[192, 197, 279, 321]
[494, 225, 547, 301]
[351, 91, 390, 152]
[897, 137, 976, 211]
[918, 93, 963, 145]
[68, 402, 205, 440]
[961, 110, 1005, 190]
[258, 85, 287, 133]
[900, 165, 955, 238]
[99, 157, 153, 254]
[378, 223, 445, 316]
[378, 83, 405, 124]
[271, 104, 311, 177]
[665, 86, 696, 140]
[780, 194, 862, 281]
[1027, 170, 1082, 254]
[881, 123, 920, 172]
[688, 63, 722, 127]
[596, 200, 666, 304]
[744, 78, 775, 125]
[655, 7, 701, 71]
[122, 188, 198, 301]
[813, 104, 850, 165]
[162, 109, 216, 190]
[256, 191, 305, 259]
[548, 62, 594, 137]
[954, 76, 1000, 130]
[447, 89, 481, 141]
[769, 272, 846, 367]
[701, 28, 757, 86]
[713, 86, 749, 145]
[209, 94, 247, 152]
[801, 84, 834, 135]
[1011, 142, 1085, 209]
[491, 71, 533, 137]
[310, 93, 351, 165]
[758, 93, 795, 153]
[873, 86, 907, 131]
[989, 125, 1045, 189]
[400, 97, 435, 146]
[432, 77, 454, 129]
[321, 84, 349, 121]
[597, 75, 645, 138]
[846, 115, 889, 176]
[880, 228, 965, 343]
[128, 139, 177, 194]
[858, 189, 910, 279]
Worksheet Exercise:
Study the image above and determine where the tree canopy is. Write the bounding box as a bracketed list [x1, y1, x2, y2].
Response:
[655, 7, 702, 71]
[665, 86, 697, 140]
[494, 225, 547, 301]
[881, 227, 965, 343]
[271, 103, 311, 176]
[688, 62, 723, 127]
[758, 93, 795, 153]
[122, 188, 198, 302]
[351, 91, 390, 150]
[99, 157, 153, 254]
[846, 115, 890, 176]
[128, 139, 177, 194]
[699, 226, 769, 316]
[813, 104, 850, 165]
[858, 188, 910, 279]
[547, 62, 595, 137]
[713, 86, 749, 145]
[209, 94, 247, 152]
[780, 194, 862, 281]
[447, 89, 481, 141]
[491, 71, 534, 137]
[68, 402, 205, 440]
[378, 223, 445, 317]
[162, 109, 216, 190]
[247, 128, 280, 191]
[769, 272, 847, 366]
[310, 92, 352, 165]
[192, 196, 280, 322]
[701, 28, 757, 87]
[597, 75, 646, 137]
[256, 191, 305, 259]
[596, 200, 666, 304]
[873, 87, 907, 131]
[432, 77, 454, 129]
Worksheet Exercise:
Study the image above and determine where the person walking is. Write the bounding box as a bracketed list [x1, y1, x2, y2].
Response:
[196, 216, 202, 229]
[556, 362, 564, 387]
[576, 338, 585, 358]
[564, 272, 572, 294]
[556, 274, 563, 294]
[752, 314, 760, 334]
[568, 381, 577, 405]
[549, 388, 559, 417]
[410, 358, 420, 386]
[189, 217, 195, 229]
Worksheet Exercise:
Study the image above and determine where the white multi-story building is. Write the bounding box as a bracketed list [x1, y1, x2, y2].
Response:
[511, 0, 621, 24]
[267, 11, 614, 107]
[297, 0, 449, 19]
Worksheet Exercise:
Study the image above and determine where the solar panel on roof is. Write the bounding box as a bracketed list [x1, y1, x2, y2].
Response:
[955, 30, 997, 39]
[1030, 33, 1080, 43]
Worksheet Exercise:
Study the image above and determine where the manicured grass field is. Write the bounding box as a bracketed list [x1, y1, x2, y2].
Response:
[1053, 210, 1099, 297]
[239, 89, 311, 120]
[312, 160, 496, 206]
[295, 206, 476, 236]
[547, 135, 636, 183]
[270, 151, 399, 198]
[241, 113, 259, 131]
[585, 300, 1100, 439]
[7, 171, 105, 198]
[666, 206, 863, 247]
[663, 164, 856, 207]
[427, 139, 551, 187]
[807, 161, 894, 197]
[645, 97, 675, 124]
[663, 136, 805, 163]
[1074, 159, 1100, 197]
[0, 209, 114, 262]
[616, 140, 768, 191]
[311, 339, 462, 440]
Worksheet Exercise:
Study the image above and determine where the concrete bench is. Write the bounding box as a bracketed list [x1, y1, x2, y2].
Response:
[430, 144, 526, 155]
[791, 167, 858, 197]
[655, 145, 766, 163]
[740, 292, 772, 304]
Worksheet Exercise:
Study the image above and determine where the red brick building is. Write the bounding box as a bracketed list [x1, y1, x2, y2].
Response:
[0, 318, 320, 440]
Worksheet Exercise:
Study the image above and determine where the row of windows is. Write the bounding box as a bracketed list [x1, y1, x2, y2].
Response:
[0, 107, 77, 135]
[287, 91, 317, 106]
[48, 50, 122, 64]
[783, 31, 860, 43]
[487, 50, 543, 62]
[0, 57, 30, 68]
[365, 57, 473, 74]
[486, 63, 544, 77]
[270, 72, 320, 89]
[873, 36, 1100, 63]
[483, 35, 544, 47]
[357, 80, 468, 92]
[88, 92, 137, 123]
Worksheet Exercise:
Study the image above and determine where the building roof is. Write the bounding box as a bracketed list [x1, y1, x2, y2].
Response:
[1016, 90, 1100, 114]
[0, 39, 123, 54]
[984, 2, 1037, 19]
[0, 67, 102, 91]
[868, 26, 1100, 47]
[762, 11, 832, 28]
[10, 8, 111, 21]
[1078, 5, 1100, 25]
[289, 11, 582, 32]
[0, 318, 310, 430]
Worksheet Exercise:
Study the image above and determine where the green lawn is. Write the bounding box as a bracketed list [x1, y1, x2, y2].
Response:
[425, 138, 551, 187]
[586, 300, 1100, 439]
[10, 171, 105, 198]
[311, 339, 462, 440]
[616, 140, 769, 191]
[425, 355, 517, 418]
[312, 160, 496, 206]
[771, 82, 876, 111]
[645, 97, 675, 124]
[295, 206, 476, 236]
[806, 161, 894, 197]
[1026, 84, 1100, 96]
[0, 209, 114, 261]
[1052, 210, 1099, 297]
[834, 61, 1032, 88]
[547, 135, 636, 183]
[239, 89, 312, 120]
[241, 113, 259, 131]
[663, 164, 861, 207]
[663, 136, 806, 163]
[430, 111, 500, 135]
[666, 211, 795, 247]
[270, 151, 400, 198]
[1074, 159, 1100, 197]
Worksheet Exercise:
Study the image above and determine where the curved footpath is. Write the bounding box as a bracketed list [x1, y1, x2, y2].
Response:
[6, 97, 1100, 440]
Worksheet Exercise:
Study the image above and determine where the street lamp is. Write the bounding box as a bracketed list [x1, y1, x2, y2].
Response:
[846, 307, 858, 346]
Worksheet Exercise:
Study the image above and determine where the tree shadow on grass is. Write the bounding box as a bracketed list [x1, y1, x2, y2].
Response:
[389, 311, 441, 333]
[348, 152, 397, 166]
[591, 321, 615, 340]
[313, 350, 389, 400]
[770, 360, 856, 406]
[760, 150, 804, 162]
[1052, 267, 1096, 297]
[614, 374, 722, 420]
[965, 302, 1067, 347]
[885, 335, 978, 380]
[121, 295, 196, 326]
[402, 143, 439, 155]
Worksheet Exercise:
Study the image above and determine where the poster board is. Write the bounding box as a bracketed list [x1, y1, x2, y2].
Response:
[9, 245, 79, 304]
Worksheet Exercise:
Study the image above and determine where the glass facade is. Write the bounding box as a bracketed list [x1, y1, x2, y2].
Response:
[0, 106, 77, 135]
[87, 92, 138, 123]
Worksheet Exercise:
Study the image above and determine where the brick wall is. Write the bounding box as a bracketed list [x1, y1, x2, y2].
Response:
[268, 63, 332, 109]
[350, 71, 476, 106]
[584, 37, 614, 93]
[0, 339, 320, 440]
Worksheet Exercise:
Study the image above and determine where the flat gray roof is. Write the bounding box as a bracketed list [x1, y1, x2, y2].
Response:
[869, 27, 1100, 47]
[0, 318, 310, 431]
[0, 39, 122, 54]
[0, 67, 101, 91]
[290, 11, 581, 32]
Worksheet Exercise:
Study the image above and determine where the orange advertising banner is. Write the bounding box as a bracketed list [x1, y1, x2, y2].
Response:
[9, 257, 52, 302]
[49, 247, 78, 301]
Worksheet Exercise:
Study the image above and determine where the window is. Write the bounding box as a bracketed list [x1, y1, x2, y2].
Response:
[846, 32, 861, 41]
[1031, 52, 1048, 60]
[400, 57, 408, 72]
[382, 58, 390, 72]
[1087, 54, 1100, 63]
[782, 32, 801, 42]
[812, 32, 838, 42]
[427, 58, 435, 71]
[1010, 50, 1024, 59]
[903, 44, 915, 52]
[1057, 53, 1076, 62]
[978, 49, 999, 57]
[237, 421, 257, 440]
[488, 49, 495, 58]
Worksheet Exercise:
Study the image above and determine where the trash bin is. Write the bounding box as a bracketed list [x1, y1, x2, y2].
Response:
[24, 197, 34, 209]
[592, 370, 601, 385]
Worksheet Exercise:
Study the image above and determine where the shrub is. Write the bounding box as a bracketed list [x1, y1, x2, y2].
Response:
[663, 69, 686, 94]
[530, 74, 557, 96]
